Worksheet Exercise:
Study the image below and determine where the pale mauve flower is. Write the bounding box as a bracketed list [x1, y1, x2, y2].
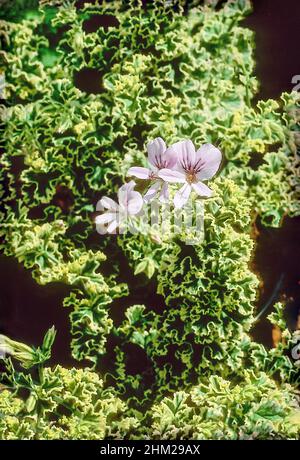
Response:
[127, 137, 177, 203]
[158, 140, 222, 208]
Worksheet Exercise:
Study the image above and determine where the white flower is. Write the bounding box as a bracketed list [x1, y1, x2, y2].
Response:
[95, 181, 143, 234]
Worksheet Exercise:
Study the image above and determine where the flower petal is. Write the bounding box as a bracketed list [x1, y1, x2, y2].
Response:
[192, 181, 213, 197]
[127, 191, 144, 215]
[159, 182, 169, 203]
[195, 143, 222, 180]
[144, 181, 161, 203]
[95, 212, 116, 225]
[147, 137, 166, 167]
[99, 196, 119, 211]
[127, 166, 151, 179]
[170, 139, 196, 171]
[118, 181, 136, 207]
[174, 183, 191, 209]
[107, 219, 119, 234]
[95, 222, 107, 235]
[158, 168, 186, 183]
[163, 146, 178, 169]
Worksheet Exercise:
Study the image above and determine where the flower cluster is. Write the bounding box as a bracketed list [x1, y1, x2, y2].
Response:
[96, 137, 222, 234]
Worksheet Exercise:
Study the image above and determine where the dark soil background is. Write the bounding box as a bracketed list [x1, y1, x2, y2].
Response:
[244, 0, 300, 345]
[0, 0, 300, 365]
[244, 0, 300, 102]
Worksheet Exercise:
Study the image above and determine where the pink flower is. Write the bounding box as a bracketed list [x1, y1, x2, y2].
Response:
[95, 181, 143, 234]
[158, 140, 222, 209]
[127, 137, 177, 203]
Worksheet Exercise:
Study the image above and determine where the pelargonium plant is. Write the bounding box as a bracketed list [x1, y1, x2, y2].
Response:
[0, 0, 299, 442]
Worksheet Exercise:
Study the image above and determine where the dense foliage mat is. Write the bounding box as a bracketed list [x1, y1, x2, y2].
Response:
[0, 0, 299, 439]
